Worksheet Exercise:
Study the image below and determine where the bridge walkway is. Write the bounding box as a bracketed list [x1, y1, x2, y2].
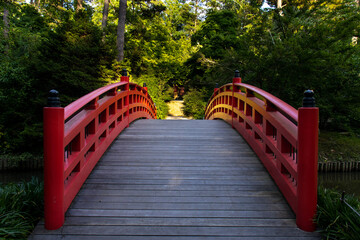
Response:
[30, 120, 319, 239]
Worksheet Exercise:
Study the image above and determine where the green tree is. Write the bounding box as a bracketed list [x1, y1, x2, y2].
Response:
[0, 2, 115, 153]
[187, 0, 360, 131]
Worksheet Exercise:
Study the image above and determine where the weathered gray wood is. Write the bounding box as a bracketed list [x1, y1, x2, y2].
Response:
[35, 225, 318, 237]
[85, 178, 276, 185]
[77, 189, 281, 197]
[70, 202, 290, 211]
[72, 195, 287, 204]
[81, 183, 278, 191]
[30, 235, 320, 240]
[30, 120, 319, 239]
[66, 209, 295, 218]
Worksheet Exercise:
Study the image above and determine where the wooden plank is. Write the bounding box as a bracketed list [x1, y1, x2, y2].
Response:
[55, 226, 317, 237]
[30, 235, 320, 240]
[93, 162, 261, 167]
[94, 165, 265, 171]
[81, 183, 278, 191]
[64, 216, 297, 227]
[88, 172, 272, 178]
[30, 119, 319, 239]
[85, 179, 275, 185]
[66, 209, 295, 219]
[70, 202, 291, 211]
[77, 189, 281, 197]
[72, 195, 287, 204]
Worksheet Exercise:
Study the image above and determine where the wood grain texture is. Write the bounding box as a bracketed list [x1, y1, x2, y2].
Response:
[30, 120, 320, 239]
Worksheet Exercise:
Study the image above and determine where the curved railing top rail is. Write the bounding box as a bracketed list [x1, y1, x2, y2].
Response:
[236, 83, 298, 123]
[64, 81, 127, 120]
[64, 81, 153, 120]
[210, 83, 298, 124]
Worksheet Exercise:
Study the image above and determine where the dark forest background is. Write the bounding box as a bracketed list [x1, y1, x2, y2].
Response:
[1, 0, 359, 155]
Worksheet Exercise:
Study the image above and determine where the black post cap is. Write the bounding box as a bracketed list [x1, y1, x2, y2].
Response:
[302, 89, 315, 107]
[234, 70, 240, 78]
[48, 89, 60, 107]
[143, 83, 147, 88]
[121, 69, 127, 77]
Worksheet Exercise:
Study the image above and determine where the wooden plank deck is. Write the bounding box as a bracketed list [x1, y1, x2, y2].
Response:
[30, 120, 320, 239]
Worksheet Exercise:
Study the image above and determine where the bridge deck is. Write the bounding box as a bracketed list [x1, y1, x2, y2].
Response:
[30, 120, 319, 239]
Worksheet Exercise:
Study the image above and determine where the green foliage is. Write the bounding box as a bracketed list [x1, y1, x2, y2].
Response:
[0, 3, 115, 153]
[191, 10, 241, 59]
[183, 88, 207, 119]
[132, 74, 170, 119]
[187, 0, 360, 132]
[317, 187, 360, 240]
[2, 0, 360, 155]
[0, 177, 44, 239]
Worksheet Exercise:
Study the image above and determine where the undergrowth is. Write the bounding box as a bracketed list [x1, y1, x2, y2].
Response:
[0, 177, 44, 239]
[318, 131, 360, 163]
[317, 187, 360, 239]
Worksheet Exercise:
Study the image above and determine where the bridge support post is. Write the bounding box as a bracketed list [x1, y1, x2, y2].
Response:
[296, 90, 319, 232]
[43, 90, 65, 230]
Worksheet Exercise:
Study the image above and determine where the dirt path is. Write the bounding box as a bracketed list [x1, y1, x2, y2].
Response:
[166, 100, 189, 120]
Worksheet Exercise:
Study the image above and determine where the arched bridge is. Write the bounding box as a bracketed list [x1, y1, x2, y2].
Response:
[30, 70, 320, 239]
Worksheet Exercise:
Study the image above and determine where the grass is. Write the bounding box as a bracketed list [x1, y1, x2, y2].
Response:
[0, 177, 44, 239]
[317, 187, 360, 239]
[318, 131, 360, 163]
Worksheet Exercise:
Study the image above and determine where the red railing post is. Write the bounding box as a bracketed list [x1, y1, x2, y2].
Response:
[143, 82, 148, 93]
[43, 90, 65, 230]
[121, 69, 130, 127]
[214, 83, 219, 94]
[296, 90, 319, 232]
[232, 70, 241, 127]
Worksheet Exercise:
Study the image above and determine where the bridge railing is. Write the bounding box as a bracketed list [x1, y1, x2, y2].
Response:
[205, 71, 319, 232]
[43, 70, 156, 230]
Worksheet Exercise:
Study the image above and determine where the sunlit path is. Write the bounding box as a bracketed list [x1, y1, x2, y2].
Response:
[166, 100, 189, 120]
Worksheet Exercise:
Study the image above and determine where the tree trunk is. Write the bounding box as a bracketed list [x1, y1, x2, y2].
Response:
[3, 3, 9, 54]
[116, 0, 127, 62]
[194, 0, 198, 28]
[277, 0, 282, 8]
[3, 6, 9, 40]
[76, 0, 83, 11]
[101, 0, 110, 41]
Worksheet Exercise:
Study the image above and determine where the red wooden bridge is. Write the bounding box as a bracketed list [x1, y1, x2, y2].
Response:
[30, 70, 320, 239]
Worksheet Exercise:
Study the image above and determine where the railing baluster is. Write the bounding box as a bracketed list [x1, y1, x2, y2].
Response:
[205, 72, 319, 232]
[43, 71, 156, 230]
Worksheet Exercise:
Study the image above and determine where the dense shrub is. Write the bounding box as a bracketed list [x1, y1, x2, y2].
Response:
[183, 88, 207, 119]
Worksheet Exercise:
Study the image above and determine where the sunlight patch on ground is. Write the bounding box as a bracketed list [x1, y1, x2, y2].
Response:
[166, 100, 190, 120]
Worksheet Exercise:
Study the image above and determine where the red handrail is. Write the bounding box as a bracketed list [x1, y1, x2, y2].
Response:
[205, 73, 319, 232]
[43, 74, 156, 230]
